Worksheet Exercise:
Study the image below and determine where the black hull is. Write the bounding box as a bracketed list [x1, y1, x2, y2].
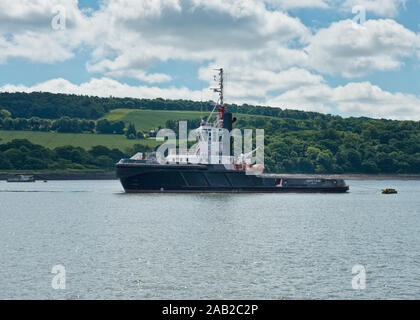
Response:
[116, 162, 349, 194]
[123, 188, 349, 193]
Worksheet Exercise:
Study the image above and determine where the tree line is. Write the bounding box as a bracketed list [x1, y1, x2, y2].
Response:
[0, 92, 338, 121]
[0, 139, 150, 171]
[163, 116, 420, 174]
[237, 117, 420, 174]
[0, 112, 144, 138]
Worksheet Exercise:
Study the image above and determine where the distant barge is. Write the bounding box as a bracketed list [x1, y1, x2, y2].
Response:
[116, 68, 349, 194]
[6, 175, 35, 183]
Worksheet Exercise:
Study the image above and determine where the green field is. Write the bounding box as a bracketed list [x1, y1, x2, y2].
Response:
[0, 130, 159, 151]
[101, 109, 209, 131]
[0, 109, 271, 152]
[100, 108, 269, 131]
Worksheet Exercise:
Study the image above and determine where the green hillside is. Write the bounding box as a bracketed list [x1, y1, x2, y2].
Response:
[0, 92, 419, 174]
[101, 108, 270, 131]
[0, 92, 329, 120]
[101, 109, 208, 131]
[0, 130, 159, 151]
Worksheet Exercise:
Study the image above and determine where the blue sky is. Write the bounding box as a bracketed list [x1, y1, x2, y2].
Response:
[0, 0, 419, 120]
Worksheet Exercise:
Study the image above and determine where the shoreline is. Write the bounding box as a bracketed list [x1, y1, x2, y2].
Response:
[265, 173, 420, 180]
[1, 171, 420, 181]
[0, 171, 116, 181]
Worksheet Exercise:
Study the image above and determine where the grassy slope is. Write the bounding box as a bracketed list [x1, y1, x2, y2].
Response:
[100, 108, 269, 131]
[0, 109, 271, 151]
[101, 109, 208, 131]
[0, 130, 159, 151]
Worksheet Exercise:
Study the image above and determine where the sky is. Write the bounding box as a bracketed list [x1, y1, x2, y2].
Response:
[0, 0, 420, 120]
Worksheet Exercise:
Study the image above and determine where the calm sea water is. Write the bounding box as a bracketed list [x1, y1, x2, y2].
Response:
[0, 179, 419, 299]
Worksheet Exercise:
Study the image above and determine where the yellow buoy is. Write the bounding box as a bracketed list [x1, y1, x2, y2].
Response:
[382, 188, 397, 194]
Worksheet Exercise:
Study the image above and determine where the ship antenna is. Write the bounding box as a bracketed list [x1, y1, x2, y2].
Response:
[219, 68, 224, 107]
[200, 81, 203, 123]
[207, 68, 225, 126]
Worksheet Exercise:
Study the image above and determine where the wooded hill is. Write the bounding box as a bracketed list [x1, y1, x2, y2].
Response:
[0, 92, 419, 174]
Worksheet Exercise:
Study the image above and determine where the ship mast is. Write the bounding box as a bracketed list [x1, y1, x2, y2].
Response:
[214, 67, 224, 107]
[206, 68, 225, 127]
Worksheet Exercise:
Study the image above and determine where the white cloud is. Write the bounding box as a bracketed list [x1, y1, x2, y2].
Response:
[0, 0, 315, 104]
[0, 0, 91, 64]
[106, 70, 172, 83]
[306, 19, 420, 77]
[267, 81, 420, 120]
[0, 77, 210, 101]
[0, 32, 74, 63]
[266, 0, 330, 10]
[84, 0, 310, 77]
[199, 66, 324, 104]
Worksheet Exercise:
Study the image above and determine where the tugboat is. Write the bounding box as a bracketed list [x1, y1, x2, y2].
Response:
[116, 69, 349, 193]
